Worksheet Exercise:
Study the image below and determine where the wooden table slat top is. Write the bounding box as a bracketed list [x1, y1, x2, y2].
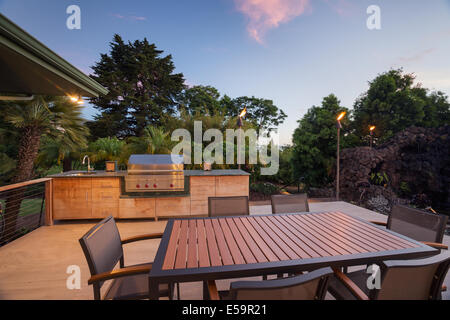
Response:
[161, 212, 422, 271]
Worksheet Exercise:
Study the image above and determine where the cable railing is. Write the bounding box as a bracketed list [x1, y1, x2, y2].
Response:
[0, 178, 52, 247]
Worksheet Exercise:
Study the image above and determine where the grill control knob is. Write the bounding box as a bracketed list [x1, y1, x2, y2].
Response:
[145, 184, 149, 188]
[170, 184, 174, 188]
[136, 184, 140, 189]
[153, 184, 157, 188]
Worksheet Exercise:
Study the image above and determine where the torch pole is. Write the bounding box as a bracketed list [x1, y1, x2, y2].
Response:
[336, 125, 340, 201]
[238, 125, 241, 170]
[370, 132, 373, 148]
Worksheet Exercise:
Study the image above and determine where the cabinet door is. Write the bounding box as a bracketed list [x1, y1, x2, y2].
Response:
[190, 200, 209, 216]
[215, 176, 249, 197]
[156, 197, 190, 217]
[119, 198, 156, 219]
[91, 187, 120, 218]
[190, 176, 216, 201]
[53, 179, 92, 219]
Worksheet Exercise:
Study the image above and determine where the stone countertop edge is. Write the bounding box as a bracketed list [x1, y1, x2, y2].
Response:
[48, 169, 250, 178]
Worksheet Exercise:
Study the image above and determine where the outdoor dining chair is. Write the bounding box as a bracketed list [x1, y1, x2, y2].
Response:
[271, 193, 309, 214]
[370, 205, 448, 250]
[205, 267, 333, 300]
[208, 196, 249, 217]
[328, 253, 450, 300]
[79, 215, 174, 300]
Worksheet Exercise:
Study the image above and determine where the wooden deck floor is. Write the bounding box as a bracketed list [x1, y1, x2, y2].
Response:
[0, 201, 448, 300]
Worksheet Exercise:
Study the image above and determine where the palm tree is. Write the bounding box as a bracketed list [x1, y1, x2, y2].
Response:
[88, 137, 127, 167]
[5, 96, 89, 182]
[127, 126, 175, 155]
[2, 96, 89, 243]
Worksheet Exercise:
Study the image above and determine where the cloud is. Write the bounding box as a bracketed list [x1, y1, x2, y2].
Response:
[111, 13, 146, 21]
[398, 48, 435, 63]
[234, 0, 311, 43]
[324, 0, 355, 17]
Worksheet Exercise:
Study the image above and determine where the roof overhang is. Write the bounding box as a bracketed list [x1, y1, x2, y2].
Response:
[0, 13, 108, 98]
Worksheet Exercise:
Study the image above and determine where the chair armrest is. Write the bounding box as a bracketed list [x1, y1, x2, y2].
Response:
[421, 242, 448, 250]
[88, 264, 152, 285]
[332, 268, 369, 301]
[369, 221, 387, 227]
[121, 233, 163, 245]
[207, 280, 220, 300]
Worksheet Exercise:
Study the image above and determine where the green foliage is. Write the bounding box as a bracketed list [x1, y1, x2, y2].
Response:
[352, 69, 450, 143]
[178, 86, 224, 116]
[370, 172, 389, 187]
[0, 96, 89, 182]
[250, 182, 279, 196]
[222, 96, 287, 132]
[88, 137, 127, 165]
[291, 94, 358, 188]
[398, 181, 412, 197]
[89, 34, 185, 138]
[126, 126, 175, 155]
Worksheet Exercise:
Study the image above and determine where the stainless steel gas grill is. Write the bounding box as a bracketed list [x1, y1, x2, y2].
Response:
[125, 154, 185, 192]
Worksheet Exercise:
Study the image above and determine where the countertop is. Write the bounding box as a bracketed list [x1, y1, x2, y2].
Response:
[48, 169, 250, 178]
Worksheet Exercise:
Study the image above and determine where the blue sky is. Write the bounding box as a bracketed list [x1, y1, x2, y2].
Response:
[1, 0, 450, 145]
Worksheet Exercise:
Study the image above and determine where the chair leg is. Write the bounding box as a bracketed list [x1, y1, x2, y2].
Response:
[177, 282, 181, 300]
[262, 275, 267, 280]
[168, 282, 174, 300]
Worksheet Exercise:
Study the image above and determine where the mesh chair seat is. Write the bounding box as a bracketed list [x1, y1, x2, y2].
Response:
[327, 269, 369, 300]
[388, 205, 448, 243]
[328, 254, 450, 300]
[208, 196, 249, 217]
[211, 268, 333, 300]
[104, 273, 170, 300]
[271, 194, 309, 214]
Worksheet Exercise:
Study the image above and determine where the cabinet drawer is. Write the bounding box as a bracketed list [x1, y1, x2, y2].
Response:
[156, 197, 190, 217]
[92, 178, 120, 189]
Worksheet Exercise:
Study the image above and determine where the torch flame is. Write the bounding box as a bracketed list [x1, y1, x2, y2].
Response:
[239, 107, 247, 118]
[369, 126, 376, 132]
[337, 112, 346, 121]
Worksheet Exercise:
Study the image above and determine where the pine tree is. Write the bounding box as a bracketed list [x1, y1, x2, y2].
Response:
[89, 34, 185, 138]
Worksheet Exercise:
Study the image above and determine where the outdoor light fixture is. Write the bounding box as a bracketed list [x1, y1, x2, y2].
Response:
[336, 111, 346, 201]
[369, 125, 376, 148]
[69, 95, 84, 104]
[237, 107, 247, 170]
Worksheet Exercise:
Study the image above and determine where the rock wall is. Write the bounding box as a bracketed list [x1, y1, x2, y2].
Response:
[339, 126, 450, 214]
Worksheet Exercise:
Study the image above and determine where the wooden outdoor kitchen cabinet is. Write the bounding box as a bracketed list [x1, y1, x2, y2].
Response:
[50, 171, 249, 221]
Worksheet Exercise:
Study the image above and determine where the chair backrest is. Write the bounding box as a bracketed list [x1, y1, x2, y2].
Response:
[372, 254, 450, 300]
[271, 194, 309, 214]
[79, 216, 124, 289]
[228, 267, 332, 300]
[388, 205, 448, 243]
[208, 196, 249, 217]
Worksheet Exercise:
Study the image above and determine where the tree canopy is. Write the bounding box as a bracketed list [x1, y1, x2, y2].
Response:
[291, 94, 358, 187]
[88, 34, 185, 138]
[352, 69, 450, 142]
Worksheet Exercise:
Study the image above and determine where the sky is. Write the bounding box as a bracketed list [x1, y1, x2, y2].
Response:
[1, 0, 450, 145]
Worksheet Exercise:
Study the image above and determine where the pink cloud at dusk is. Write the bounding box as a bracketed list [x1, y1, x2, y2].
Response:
[234, 0, 311, 43]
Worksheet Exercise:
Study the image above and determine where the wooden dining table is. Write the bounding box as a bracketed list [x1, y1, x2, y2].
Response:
[148, 211, 439, 299]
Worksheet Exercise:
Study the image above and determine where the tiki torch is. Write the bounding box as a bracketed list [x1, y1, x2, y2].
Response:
[237, 107, 247, 170]
[336, 112, 346, 201]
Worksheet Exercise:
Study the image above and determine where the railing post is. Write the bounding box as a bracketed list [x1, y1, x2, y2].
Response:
[45, 179, 53, 226]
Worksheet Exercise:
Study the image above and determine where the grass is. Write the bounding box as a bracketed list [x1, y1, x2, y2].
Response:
[0, 198, 44, 217]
